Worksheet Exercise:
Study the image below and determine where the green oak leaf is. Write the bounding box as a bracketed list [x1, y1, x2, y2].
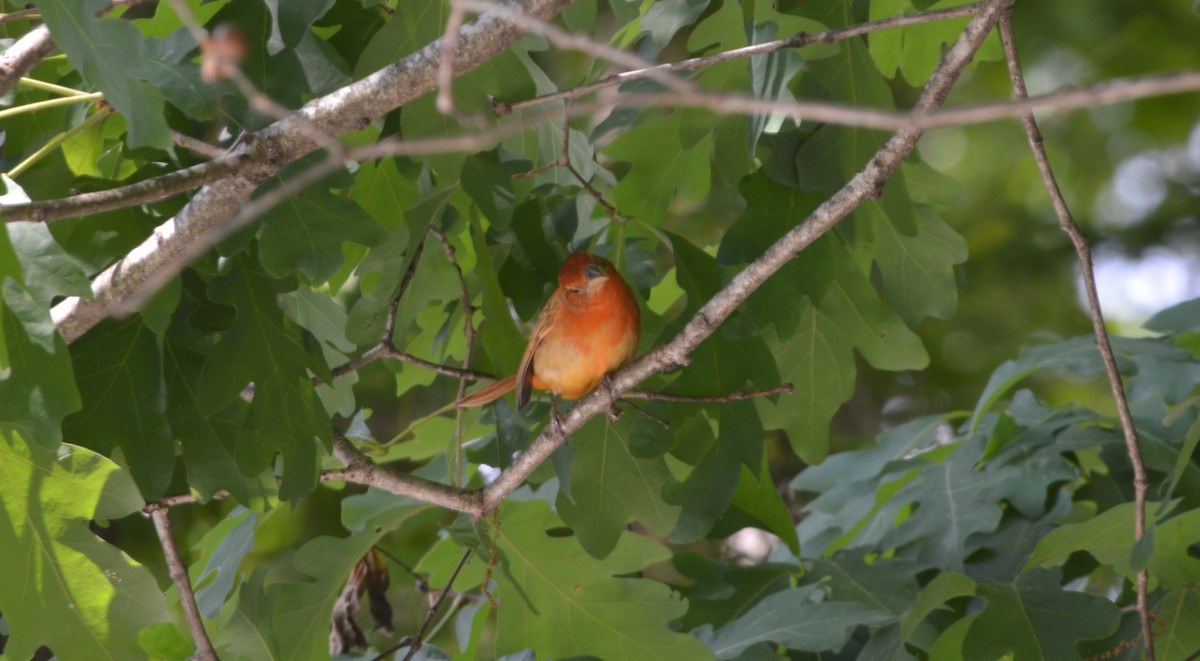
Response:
[802, 548, 923, 616]
[401, 49, 532, 179]
[346, 185, 451, 346]
[198, 255, 329, 503]
[869, 0, 1001, 85]
[192, 510, 259, 619]
[0, 431, 168, 660]
[264, 0, 335, 53]
[706, 584, 892, 659]
[216, 499, 427, 660]
[556, 414, 681, 559]
[673, 552, 797, 630]
[1155, 586, 1200, 660]
[1145, 295, 1200, 333]
[793, 413, 955, 557]
[35, 0, 171, 148]
[606, 109, 714, 223]
[0, 279, 81, 446]
[63, 316, 175, 498]
[969, 335, 1134, 432]
[258, 187, 384, 284]
[710, 453, 801, 556]
[348, 156, 421, 230]
[659, 236, 774, 542]
[495, 500, 713, 661]
[462, 148, 522, 227]
[1027, 502, 1200, 591]
[880, 434, 1017, 570]
[163, 327, 269, 504]
[7, 222, 92, 305]
[900, 571, 977, 642]
[758, 237, 929, 463]
[964, 569, 1120, 661]
[860, 203, 968, 326]
[353, 0, 448, 79]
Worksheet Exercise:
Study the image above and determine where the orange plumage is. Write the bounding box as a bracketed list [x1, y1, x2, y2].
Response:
[457, 252, 640, 409]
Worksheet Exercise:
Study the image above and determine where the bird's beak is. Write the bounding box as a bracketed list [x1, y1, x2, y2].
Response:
[585, 275, 609, 291]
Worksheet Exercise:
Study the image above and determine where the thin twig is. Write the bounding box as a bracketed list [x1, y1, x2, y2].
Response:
[437, 3, 468, 115]
[3, 152, 249, 223]
[400, 549, 474, 661]
[381, 344, 497, 381]
[428, 226, 475, 397]
[496, 2, 984, 114]
[143, 490, 231, 512]
[11, 64, 1198, 225]
[455, 0, 697, 98]
[327, 434, 483, 513]
[372, 545, 425, 583]
[623, 383, 793, 402]
[428, 225, 475, 484]
[148, 507, 219, 661]
[171, 131, 226, 160]
[998, 13, 1153, 659]
[0, 8, 40, 25]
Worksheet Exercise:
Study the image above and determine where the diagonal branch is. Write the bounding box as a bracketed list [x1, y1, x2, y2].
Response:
[325, 434, 482, 514]
[46, 0, 574, 345]
[478, 0, 1016, 513]
[147, 506, 219, 661]
[997, 12, 1154, 660]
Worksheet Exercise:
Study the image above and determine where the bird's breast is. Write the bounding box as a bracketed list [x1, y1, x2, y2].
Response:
[531, 287, 639, 399]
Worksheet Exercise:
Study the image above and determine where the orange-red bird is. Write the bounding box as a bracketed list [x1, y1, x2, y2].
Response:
[457, 252, 640, 410]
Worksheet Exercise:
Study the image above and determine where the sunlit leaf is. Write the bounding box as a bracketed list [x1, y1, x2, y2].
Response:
[0, 432, 168, 660]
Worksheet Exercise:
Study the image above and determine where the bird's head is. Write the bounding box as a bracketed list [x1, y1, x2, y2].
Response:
[559, 252, 614, 295]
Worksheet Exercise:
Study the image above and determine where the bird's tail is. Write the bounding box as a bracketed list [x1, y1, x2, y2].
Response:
[456, 375, 518, 407]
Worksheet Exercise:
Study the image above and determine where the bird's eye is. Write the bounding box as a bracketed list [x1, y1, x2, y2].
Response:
[584, 265, 604, 280]
[568, 286, 584, 294]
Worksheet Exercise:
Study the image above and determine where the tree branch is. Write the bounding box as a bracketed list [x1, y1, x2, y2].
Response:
[47, 0, 574, 344]
[2, 153, 248, 223]
[997, 12, 1154, 659]
[478, 0, 1017, 514]
[494, 1, 984, 114]
[147, 507, 218, 661]
[325, 434, 482, 514]
[0, 24, 54, 98]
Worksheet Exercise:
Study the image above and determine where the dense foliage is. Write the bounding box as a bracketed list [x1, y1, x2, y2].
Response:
[1, 0, 1198, 659]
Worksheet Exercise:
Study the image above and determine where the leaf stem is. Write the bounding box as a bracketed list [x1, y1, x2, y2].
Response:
[6, 105, 113, 179]
[18, 77, 90, 96]
[0, 92, 105, 121]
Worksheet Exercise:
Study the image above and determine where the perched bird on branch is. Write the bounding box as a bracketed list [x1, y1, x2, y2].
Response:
[457, 251, 640, 412]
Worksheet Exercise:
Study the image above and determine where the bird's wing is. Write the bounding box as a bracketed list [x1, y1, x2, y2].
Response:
[515, 291, 560, 409]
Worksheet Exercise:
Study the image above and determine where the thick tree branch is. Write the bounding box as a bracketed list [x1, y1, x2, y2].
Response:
[997, 13, 1155, 659]
[479, 0, 1016, 514]
[47, 0, 573, 344]
[0, 24, 53, 98]
[148, 507, 218, 661]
